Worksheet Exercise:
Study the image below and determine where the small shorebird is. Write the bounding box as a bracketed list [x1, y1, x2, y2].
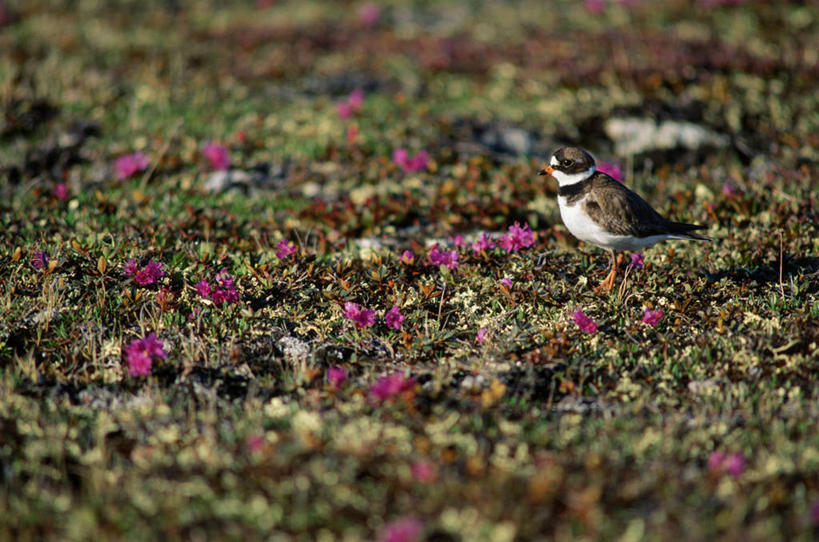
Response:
[539, 146, 710, 292]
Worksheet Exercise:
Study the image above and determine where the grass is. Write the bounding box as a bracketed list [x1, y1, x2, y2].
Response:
[1, 0, 818, 540]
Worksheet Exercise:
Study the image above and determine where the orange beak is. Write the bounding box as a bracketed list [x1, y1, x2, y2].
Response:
[538, 165, 554, 176]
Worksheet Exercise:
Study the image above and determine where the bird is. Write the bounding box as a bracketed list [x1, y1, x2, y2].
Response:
[538, 146, 710, 292]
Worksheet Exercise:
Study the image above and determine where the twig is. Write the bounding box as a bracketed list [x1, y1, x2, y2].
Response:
[778, 230, 785, 301]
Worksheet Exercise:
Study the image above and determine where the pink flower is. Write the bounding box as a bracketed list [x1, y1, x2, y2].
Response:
[499, 222, 536, 253]
[724, 452, 746, 478]
[358, 2, 381, 27]
[337, 89, 365, 119]
[343, 302, 376, 328]
[246, 435, 265, 453]
[327, 367, 347, 389]
[427, 246, 459, 270]
[573, 309, 598, 334]
[124, 333, 167, 376]
[499, 277, 513, 289]
[400, 250, 415, 264]
[410, 461, 435, 483]
[276, 239, 298, 260]
[210, 270, 240, 305]
[30, 251, 49, 270]
[202, 142, 231, 171]
[385, 305, 405, 330]
[708, 450, 746, 478]
[393, 148, 429, 173]
[114, 152, 150, 181]
[195, 279, 211, 299]
[707, 451, 726, 474]
[598, 161, 624, 182]
[336, 101, 353, 120]
[449, 234, 465, 247]
[370, 373, 415, 403]
[124, 259, 165, 286]
[54, 183, 69, 201]
[722, 181, 739, 196]
[629, 252, 644, 269]
[584, 0, 606, 14]
[642, 308, 663, 327]
[471, 233, 496, 253]
[380, 518, 422, 542]
[476, 328, 488, 344]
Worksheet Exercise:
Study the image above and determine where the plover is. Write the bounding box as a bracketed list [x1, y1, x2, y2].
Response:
[539, 146, 709, 292]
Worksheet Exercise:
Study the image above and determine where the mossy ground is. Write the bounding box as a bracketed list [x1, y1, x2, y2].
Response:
[1, 1, 818, 540]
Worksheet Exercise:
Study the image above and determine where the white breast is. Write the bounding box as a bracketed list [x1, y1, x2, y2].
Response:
[557, 195, 674, 252]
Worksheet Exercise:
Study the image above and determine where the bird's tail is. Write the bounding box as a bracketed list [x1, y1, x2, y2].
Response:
[668, 222, 711, 241]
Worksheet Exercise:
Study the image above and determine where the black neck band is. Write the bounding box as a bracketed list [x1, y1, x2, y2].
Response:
[558, 178, 591, 198]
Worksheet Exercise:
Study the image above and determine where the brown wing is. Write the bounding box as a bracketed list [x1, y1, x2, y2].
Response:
[581, 173, 673, 238]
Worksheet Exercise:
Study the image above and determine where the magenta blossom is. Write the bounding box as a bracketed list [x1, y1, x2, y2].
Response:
[410, 461, 435, 483]
[472, 233, 496, 253]
[385, 305, 405, 330]
[584, 0, 606, 14]
[346, 125, 359, 144]
[343, 302, 376, 328]
[449, 234, 465, 247]
[400, 250, 415, 264]
[114, 152, 150, 181]
[598, 161, 624, 182]
[327, 367, 348, 389]
[499, 277, 513, 289]
[30, 251, 49, 270]
[195, 279, 211, 299]
[246, 435, 265, 453]
[370, 373, 415, 403]
[573, 309, 598, 334]
[124, 259, 165, 286]
[54, 183, 69, 201]
[210, 270, 240, 305]
[708, 451, 746, 478]
[124, 333, 167, 376]
[629, 252, 644, 269]
[337, 89, 364, 119]
[275, 239, 298, 260]
[476, 328, 488, 344]
[642, 308, 663, 327]
[722, 181, 739, 196]
[498, 222, 536, 253]
[202, 142, 231, 170]
[380, 517, 422, 542]
[358, 2, 381, 26]
[393, 149, 429, 173]
[427, 246, 459, 270]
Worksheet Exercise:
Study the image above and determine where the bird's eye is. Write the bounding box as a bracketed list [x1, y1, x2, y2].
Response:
[562, 159, 574, 167]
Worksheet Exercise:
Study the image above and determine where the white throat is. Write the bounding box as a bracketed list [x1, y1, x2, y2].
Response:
[551, 165, 596, 187]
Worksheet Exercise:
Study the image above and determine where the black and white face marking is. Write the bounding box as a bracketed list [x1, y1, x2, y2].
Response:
[538, 146, 597, 186]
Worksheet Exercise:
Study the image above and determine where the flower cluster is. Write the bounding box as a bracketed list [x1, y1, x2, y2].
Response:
[196, 270, 240, 306]
[54, 183, 69, 201]
[30, 251, 49, 270]
[326, 367, 348, 389]
[427, 246, 459, 269]
[598, 161, 624, 182]
[114, 152, 150, 181]
[573, 309, 598, 334]
[708, 451, 746, 478]
[385, 305, 405, 330]
[275, 239, 298, 260]
[380, 517, 422, 542]
[471, 233, 496, 253]
[124, 259, 165, 286]
[202, 142, 231, 170]
[393, 149, 429, 173]
[336, 89, 364, 119]
[124, 333, 167, 376]
[498, 222, 535, 253]
[629, 252, 644, 269]
[642, 308, 664, 327]
[370, 373, 415, 403]
[343, 302, 376, 328]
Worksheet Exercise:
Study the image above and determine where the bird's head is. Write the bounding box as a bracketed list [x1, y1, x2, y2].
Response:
[538, 146, 596, 186]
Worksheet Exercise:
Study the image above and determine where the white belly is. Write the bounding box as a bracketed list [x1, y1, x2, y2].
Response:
[558, 195, 673, 252]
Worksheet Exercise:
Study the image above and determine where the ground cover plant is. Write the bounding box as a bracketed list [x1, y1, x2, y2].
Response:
[1, 0, 818, 540]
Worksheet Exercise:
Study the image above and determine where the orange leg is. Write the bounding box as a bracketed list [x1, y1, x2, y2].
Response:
[594, 251, 623, 293]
